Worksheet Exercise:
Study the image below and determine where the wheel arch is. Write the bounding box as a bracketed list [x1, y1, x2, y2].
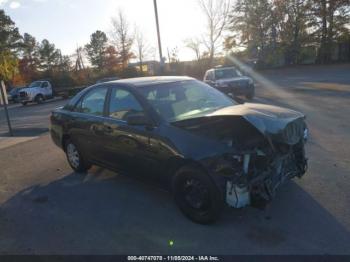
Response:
[61, 134, 71, 151]
[165, 157, 210, 185]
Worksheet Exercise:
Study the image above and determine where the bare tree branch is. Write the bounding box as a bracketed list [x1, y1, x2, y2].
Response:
[198, 0, 231, 66]
[111, 10, 134, 69]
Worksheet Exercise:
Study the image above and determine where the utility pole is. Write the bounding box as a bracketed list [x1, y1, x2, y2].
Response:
[0, 80, 13, 136]
[153, 0, 164, 74]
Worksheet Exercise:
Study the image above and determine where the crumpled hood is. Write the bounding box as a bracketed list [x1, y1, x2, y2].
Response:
[207, 103, 306, 145]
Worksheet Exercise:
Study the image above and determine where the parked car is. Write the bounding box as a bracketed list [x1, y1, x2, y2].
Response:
[19, 80, 53, 105]
[7, 87, 23, 103]
[96, 76, 120, 84]
[50, 76, 308, 224]
[204, 66, 255, 99]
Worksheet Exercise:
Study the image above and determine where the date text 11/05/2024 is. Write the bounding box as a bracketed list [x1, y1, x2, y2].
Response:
[127, 256, 220, 261]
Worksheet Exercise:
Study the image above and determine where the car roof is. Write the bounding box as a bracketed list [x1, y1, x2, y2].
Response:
[107, 76, 194, 87]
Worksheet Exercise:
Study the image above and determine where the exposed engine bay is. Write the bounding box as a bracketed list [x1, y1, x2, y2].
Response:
[173, 103, 308, 209]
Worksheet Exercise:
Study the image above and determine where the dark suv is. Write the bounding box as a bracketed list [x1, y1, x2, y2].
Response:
[204, 66, 255, 99]
[50, 76, 307, 224]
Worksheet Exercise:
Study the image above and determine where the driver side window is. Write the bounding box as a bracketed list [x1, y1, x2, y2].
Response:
[109, 88, 144, 121]
[75, 87, 108, 116]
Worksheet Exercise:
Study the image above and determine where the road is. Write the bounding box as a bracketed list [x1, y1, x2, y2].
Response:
[0, 98, 68, 137]
[0, 64, 349, 254]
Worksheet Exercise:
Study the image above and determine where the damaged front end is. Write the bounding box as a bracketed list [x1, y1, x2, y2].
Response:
[173, 103, 308, 209]
[224, 140, 307, 209]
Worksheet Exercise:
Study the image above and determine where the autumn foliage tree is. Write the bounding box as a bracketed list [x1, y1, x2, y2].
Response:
[0, 9, 21, 83]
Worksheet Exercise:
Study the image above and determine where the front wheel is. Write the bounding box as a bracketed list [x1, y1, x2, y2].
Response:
[21, 102, 28, 106]
[172, 166, 223, 224]
[65, 140, 91, 173]
[35, 95, 44, 104]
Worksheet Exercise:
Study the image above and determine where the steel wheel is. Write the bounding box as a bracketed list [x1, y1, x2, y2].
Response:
[64, 139, 91, 173]
[67, 143, 80, 169]
[172, 166, 223, 224]
[182, 178, 210, 211]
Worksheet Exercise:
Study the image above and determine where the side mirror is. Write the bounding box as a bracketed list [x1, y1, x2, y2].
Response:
[126, 114, 152, 126]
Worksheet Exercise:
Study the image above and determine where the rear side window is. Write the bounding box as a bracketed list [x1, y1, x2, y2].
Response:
[108, 88, 144, 121]
[75, 87, 108, 116]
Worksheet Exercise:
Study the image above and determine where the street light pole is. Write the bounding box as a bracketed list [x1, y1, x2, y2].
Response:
[153, 0, 164, 74]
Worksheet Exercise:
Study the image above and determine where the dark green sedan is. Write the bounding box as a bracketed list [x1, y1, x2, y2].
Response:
[50, 76, 308, 224]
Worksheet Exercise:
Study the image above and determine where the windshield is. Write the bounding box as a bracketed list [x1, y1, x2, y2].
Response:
[28, 81, 43, 88]
[139, 80, 236, 122]
[215, 68, 241, 80]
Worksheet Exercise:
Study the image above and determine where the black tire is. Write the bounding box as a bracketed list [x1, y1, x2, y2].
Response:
[65, 139, 91, 173]
[172, 166, 223, 224]
[246, 92, 254, 100]
[35, 94, 44, 104]
[246, 87, 255, 100]
[21, 102, 28, 106]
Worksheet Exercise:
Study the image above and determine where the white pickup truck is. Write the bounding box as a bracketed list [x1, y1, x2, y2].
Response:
[19, 80, 54, 105]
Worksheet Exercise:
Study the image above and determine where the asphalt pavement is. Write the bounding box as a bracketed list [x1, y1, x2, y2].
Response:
[0, 64, 349, 254]
[0, 98, 68, 137]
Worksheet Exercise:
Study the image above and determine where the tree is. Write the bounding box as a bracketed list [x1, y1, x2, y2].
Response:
[273, 0, 313, 64]
[38, 39, 60, 72]
[58, 54, 72, 72]
[73, 46, 85, 71]
[198, 0, 230, 66]
[111, 10, 134, 69]
[134, 27, 152, 73]
[311, 0, 350, 63]
[18, 33, 40, 80]
[0, 10, 21, 82]
[0, 9, 22, 52]
[104, 45, 120, 72]
[185, 38, 203, 61]
[85, 30, 108, 69]
[0, 50, 18, 82]
[226, 0, 274, 62]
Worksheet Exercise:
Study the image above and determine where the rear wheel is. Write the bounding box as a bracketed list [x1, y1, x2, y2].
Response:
[35, 94, 44, 104]
[246, 88, 255, 100]
[21, 102, 28, 106]
[172, 166, 223, 224]
[65, 140, 91, 173]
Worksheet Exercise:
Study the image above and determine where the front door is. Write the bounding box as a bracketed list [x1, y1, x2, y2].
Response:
[100, 87, 156, 173]
[41, 82, 51, 98]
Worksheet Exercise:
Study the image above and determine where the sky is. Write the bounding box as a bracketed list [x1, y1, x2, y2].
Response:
[1, 0, 209, 61]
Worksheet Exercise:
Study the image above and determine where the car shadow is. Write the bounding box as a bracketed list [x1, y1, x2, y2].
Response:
[0, 168, 349, 255]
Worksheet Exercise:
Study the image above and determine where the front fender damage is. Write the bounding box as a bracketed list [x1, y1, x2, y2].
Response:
[174, 105, 309, 209]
